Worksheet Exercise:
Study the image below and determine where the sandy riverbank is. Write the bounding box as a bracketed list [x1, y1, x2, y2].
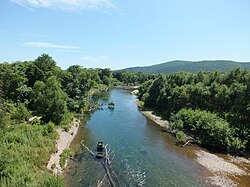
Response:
[141, 110, 169, 128]
[140, 110, 250, 187]
[47, 118, 81, 175]
[116, 85, 139, 90]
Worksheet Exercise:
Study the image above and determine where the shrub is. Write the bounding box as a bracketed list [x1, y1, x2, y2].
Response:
[171, 108, 246, 153]
[60, 149, 74, 168]
[60, 112, 74, 131]
[11, 103, 31, 123]
[42, 173, 64, 187]
[176, 131, 189, 143]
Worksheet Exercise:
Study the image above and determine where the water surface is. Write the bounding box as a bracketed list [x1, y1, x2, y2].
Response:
[64, 89, 209, 187]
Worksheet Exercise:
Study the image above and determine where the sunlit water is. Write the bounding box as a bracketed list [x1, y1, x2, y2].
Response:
[64, 89, 209, 187]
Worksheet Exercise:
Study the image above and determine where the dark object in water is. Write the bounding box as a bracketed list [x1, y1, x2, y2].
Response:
[96, 152, 104, 159]
[97, 141, 104, 151]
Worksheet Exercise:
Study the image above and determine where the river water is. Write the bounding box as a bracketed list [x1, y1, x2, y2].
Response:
[64, 89, 210, 187]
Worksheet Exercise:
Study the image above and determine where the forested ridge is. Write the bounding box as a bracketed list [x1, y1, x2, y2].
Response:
[121, 60, 250, 74]
[138, 69, 250, 154]
[0, 54, 153, 186]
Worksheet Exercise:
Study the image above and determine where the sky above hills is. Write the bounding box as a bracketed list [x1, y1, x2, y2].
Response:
[1, 0, 250, 70]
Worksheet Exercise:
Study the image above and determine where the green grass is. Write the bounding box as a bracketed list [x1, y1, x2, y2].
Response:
[0, 121, 64, 186]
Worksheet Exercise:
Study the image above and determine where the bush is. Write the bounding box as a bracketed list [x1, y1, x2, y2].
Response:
[171, 109, 246, 153]
[43, 121, 58, 139]
[42, 173, 64, 187]
[60, 149, 74, 168]
[136, 101, 144, 110]
[171, 120, 183, 130]
[176, 131, 189, 143]
[60, 112, 74, 131]
[141, 93, 150, 102]
[11, 103, 31, 123]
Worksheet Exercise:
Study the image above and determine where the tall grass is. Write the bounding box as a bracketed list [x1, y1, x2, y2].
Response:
[0, 121, 64, 186]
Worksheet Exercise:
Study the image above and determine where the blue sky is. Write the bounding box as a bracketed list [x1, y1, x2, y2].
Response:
[1, 0, 250, 70]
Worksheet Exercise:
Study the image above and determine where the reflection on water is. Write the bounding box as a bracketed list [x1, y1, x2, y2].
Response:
[64, 89, 209, 187]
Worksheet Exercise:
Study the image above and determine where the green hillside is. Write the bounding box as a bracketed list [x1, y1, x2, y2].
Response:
[121, 60, 250, 74]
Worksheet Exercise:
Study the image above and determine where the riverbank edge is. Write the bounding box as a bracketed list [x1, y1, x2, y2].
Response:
[47, 118, 81, 175]
[115, 85, 139, 90]
[140, 110, 169, 129]
[139, 108, 250, 187]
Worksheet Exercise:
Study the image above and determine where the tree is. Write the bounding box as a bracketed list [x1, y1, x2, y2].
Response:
[0, 63, 30, 102]
[33, 54, 57, 82]
[32, 76, 68, 125]
[98, 68, 113, 86]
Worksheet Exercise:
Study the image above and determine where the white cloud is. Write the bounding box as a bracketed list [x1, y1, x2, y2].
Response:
[81, 56, 108, 63]
[23, 41, 80, 49]
[10, 0, 117, 11]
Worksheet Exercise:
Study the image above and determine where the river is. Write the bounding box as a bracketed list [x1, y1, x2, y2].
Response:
[64, 89, 212, 187]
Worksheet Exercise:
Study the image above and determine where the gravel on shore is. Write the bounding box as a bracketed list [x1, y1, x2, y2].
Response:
[47, 118, 80, 175]
[196, 150, 249, 187]
[141, 110, 169, 128]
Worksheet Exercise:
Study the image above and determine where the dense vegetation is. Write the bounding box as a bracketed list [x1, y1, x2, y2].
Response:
[138, 69, 250, 154]
[0, 54, 115, 186]
[121, 60, 250, 74]
[113, 71, 155, 85]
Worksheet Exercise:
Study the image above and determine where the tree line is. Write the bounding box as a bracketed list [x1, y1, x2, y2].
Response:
[138, 69, 250, 154]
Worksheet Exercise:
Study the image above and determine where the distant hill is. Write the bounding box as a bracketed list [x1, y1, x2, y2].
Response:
[120, 60, 250, 74]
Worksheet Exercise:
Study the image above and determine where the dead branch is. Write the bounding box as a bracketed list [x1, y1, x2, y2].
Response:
[102, 144, 116, 187]
[81, 140, 95, 156]
[104, 145, 121, 187]
[97, 174, 107, 187]
[182, 140, 193, 147]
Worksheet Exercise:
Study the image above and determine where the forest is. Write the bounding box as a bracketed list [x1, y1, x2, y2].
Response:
[138, 69, 250, 154]
[0, 54, 151, 186]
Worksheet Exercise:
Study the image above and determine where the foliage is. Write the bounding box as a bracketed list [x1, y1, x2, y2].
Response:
[42, 173, 64, 187]
[0, 121, 61, 186]
[98, 68, 114, 86]
[139, 68, 250, 154]
[0, 62, 31, 102]
[60, 149, 74, 168]
[31, 76, 69, 125]
[11, 103, 31, 123]
[60, 112, 74, 131]
[60, 65, 102, 113]
[171, 109, 246, 153]
[33, 54, 57, 83]
[136, 101, 144, 110]
[175, 131, 189, 144]
[113, 71, 155, 85]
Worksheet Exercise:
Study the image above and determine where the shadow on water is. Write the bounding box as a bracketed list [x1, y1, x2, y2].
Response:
[64, 89, 211, 187]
